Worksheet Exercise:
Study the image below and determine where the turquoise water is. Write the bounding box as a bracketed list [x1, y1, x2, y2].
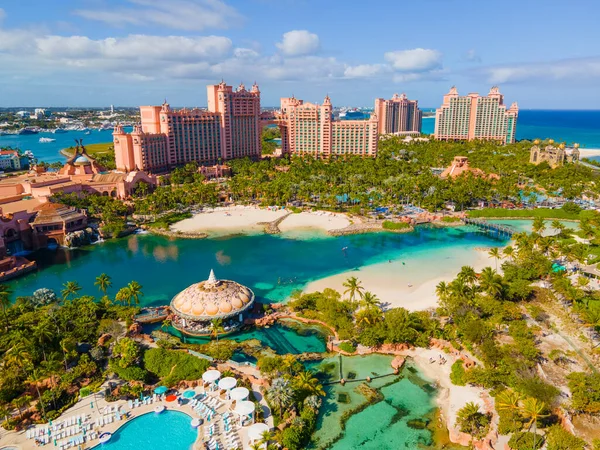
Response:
[0, 129, 127, 164]
[168, 319, 328, 354]
[94, 410, 196, 450]
[9, 226, 508, 304]
[307, 356, 437, 449]
[487, 219, 579, 235]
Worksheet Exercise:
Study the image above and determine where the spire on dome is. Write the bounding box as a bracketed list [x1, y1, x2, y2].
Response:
[206, 269, 219, 287]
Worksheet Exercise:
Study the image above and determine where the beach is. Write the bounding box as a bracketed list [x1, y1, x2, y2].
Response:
[578, 148, 600, 158]
[170, 206, 351, 236]
[304, 247, 494, 311]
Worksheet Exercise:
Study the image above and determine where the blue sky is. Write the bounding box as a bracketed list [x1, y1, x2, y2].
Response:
[1, 0, 599, 108]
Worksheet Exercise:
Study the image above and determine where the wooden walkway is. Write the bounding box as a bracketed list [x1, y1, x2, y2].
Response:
[464, 218, 515, 237]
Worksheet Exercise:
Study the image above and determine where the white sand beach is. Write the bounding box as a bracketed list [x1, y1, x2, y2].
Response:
[578, 148, 600, 158]
[278, 211, 350, 232]
[304, 248, 494, 311]
[171, 206, 288, 236]
[171, 206, 352, 236]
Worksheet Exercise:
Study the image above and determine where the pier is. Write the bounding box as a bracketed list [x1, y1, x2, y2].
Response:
[464, 218, 515, 237]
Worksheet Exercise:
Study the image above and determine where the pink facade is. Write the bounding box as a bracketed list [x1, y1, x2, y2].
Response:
[374, 93, 422, 135]
[435, 86, 519, 144]
[114, 82, 261, 173]
[277, 95, 378, 158]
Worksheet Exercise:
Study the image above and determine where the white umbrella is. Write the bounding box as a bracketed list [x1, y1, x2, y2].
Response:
[229, 387, 249, 402]
[202, 370, 221, 383]
[247, 423, 270, 442]
[234, 400, 255, 416]
[218, 377, 237, 391]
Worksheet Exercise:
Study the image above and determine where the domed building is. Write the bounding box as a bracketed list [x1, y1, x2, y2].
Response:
[170, 270, 255, 336]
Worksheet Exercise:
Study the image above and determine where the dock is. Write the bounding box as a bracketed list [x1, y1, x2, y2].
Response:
[464, 218, 515, 237]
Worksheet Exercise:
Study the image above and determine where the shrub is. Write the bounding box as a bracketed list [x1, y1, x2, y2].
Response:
[338, 342, 356, 353]
[143, 348, 210, 386]
[567, 372, 600, 414]
[508, 431, 544, 450]
[545, 425, 586, 450]
[441, 216, 461, 223]
[108, 360, 148, 382]
[450, 360, 467, 386]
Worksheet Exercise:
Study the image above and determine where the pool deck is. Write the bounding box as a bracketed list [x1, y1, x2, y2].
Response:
[0, 381, 269, 450]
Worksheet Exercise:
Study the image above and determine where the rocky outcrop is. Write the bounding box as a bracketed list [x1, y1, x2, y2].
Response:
[64, 227, 99, 247]
[258, 212, 292, 234]
[97, 333, 111, 346]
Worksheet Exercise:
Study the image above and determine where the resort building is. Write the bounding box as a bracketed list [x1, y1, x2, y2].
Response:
[275, 95, 379, 157]
[530, 140, 580, 168]
[374, 93, 422, 135]
[434, 86, 519, 144]
[114, 81, 262, 173]
[170, 270, 255, 336]
[30, 202, 88, 248]
[0, 149, 28, 171]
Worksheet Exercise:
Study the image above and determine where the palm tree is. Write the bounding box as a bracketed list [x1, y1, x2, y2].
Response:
[12, 395, 32, 419]
[458, 266, 477, 286]
[210, 318, 224, 343]
[519, 397, 549, 450]
[259, 430, 274, 447]
[265, 378, 294, 415]
[456, 402, 487, 439]
[293, 370, 325, 397]
[479, 267, 503, 298]
[502, 245, 515, 261]
[115, 287, 132, 306]
[361, 291, 381, 309]
[496, 390, 522, 429]
[488, 247, 501, 271]
[342, 276, 364, 303]
[550, 220, 565, 236]
[127, 281, 143, 305]
[61, 281, 81, 301]
[282, 354, 297, 375]
[436, 281, 450, 301]
[94, 273, 112, 295]
[532, 217, 546, 235]
[27, 368, 47, 419]
[0, 284, 12, 331]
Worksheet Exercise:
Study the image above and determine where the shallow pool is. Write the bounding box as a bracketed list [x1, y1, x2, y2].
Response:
[94, 410, 197, 450]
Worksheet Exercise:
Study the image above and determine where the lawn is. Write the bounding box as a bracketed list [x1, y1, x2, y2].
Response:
[467, 208, 588, 220]
[63, 142, 114, 156]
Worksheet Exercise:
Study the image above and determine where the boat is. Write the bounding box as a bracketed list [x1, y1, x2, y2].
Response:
[39, 137, 56, 143]
[18, 127, 38, 135]
[98, 432, 112, 444]
[84, 131, 91, 135]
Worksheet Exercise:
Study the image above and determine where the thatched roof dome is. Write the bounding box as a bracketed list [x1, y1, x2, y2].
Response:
[170, 270, 255, 320]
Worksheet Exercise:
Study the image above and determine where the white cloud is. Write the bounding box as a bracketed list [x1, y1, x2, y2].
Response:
[384, 48, 442, 72]
[0, 8, 5, 22]
[483, 57, 600, 84]
[276, 30, 320, 56]
[73, 0, 241, 31]
[233, 47, 259, 59]
[464, 49, 481, 63]
[344, 64, 388, 79]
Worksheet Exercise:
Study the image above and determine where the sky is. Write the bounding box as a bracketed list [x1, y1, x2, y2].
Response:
[1, 0, 599, 109]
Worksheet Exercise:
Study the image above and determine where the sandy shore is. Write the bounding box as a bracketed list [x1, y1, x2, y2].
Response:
[278, 211, 350, 232]
[171, 206, 288, 236]
[578, 148, 600, 158]
[171, 206, 351, 236]
[304, 248, 495, 311]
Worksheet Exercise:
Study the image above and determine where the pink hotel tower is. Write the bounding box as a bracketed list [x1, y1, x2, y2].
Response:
[374, 93, 422, 135]
[434, 86, 519, 144]
[113, 81, 261, 172]
[276, 95, 379, 157]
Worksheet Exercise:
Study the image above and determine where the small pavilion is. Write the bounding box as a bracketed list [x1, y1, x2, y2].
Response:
[169, 270, 255, 336]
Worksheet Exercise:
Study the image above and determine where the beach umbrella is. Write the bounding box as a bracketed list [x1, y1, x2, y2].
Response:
[217, 377, 237, 391]
[202, 370, 221, 384]
[247, 423, 270, 442]
[233, 400, 255, 417]
[229, 387, 249, 402]
[182, 390, 196, 399]
[154, 386, 168, 395]
[165, 395, 177, 402]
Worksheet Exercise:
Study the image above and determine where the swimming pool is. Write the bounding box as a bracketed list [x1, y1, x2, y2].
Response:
[93, 410, 197, 450]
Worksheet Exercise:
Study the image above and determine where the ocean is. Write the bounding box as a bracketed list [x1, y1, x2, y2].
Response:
[1, 111, 599, 164]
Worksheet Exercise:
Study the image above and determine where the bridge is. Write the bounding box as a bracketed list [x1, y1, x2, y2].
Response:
[577, 160, 600, 171]
[464, 218, 516, 237]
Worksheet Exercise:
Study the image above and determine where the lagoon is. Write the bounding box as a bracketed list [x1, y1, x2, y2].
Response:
[9, 226, 508, 307]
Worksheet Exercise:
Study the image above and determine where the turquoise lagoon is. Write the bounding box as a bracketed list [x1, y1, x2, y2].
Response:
[9, 225, 508, 304]
[487, 219, 579, 235]
[93, 410, 197, 450]
[307, 355, 437, 449]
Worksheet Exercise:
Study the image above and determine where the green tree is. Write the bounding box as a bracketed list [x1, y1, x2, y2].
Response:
[61, 281, 81, 300]
[519, 397, 549, 450]
[342, 276, 364, 303]
[112, 337, 139, 368]
[94, 273, 112, 295]
[456, 402, 490, 440]
[488, 247, 501, 271]
[127, 281, 143, 305]
[0, 284, 12, 331]
[210, 318, 224, 344]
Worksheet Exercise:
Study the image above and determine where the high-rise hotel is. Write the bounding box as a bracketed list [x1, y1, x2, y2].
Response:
[276, 95, 379, 157]
[374, 93, 422, 135]
[113, 81, 261, 172]
[434, 86, 518, 144]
